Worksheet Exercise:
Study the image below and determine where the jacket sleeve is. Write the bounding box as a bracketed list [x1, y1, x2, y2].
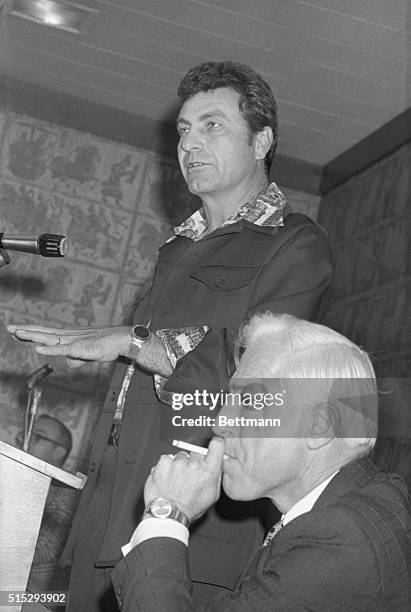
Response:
[111, 505, 385, 612]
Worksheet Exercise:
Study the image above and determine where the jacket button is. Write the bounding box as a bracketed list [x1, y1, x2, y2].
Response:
[89, 462, 96, 473]
[110, 391, 117, 402]
[215, 278, 225, 288]
[116, 584, 123, 607]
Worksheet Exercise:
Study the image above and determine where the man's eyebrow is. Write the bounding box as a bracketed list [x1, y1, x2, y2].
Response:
[176, 109, 228, 126]
[176, 117, 190, 127]
[199, 110, 227, 121]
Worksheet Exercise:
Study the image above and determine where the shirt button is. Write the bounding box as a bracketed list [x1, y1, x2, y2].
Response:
[215, 278, 225, 288]
[117, 585, 122, 595]
[89, 462, 96, 473]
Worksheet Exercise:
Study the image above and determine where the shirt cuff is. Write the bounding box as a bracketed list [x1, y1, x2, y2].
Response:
[156, 326, 210, 367]
[153, 326, 209, 404]
[121, 518, 189, 557]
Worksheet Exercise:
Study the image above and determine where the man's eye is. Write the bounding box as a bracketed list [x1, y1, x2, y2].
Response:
[177, 126, 189, 135]
[206, 120, 220, 129]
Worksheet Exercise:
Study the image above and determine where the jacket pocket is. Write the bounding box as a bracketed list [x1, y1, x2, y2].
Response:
[190, 264, 261, 292]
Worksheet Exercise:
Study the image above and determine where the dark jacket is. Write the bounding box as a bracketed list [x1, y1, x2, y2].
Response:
[112, 457, 411, 611]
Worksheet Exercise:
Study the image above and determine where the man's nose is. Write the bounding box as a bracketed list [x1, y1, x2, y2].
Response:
[212, 401, 241, 439]
[179, 129, 203, 152]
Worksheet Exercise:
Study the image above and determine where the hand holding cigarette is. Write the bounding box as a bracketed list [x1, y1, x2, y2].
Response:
[144, 438, 226, 522]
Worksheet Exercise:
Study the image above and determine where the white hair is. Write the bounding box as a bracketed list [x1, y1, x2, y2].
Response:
[237, 313, 377, 455]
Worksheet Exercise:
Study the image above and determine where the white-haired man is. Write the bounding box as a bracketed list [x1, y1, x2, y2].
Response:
[111, 313, 411, 611]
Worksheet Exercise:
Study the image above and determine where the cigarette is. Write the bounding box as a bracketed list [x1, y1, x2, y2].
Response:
[172, 439, 229, 459]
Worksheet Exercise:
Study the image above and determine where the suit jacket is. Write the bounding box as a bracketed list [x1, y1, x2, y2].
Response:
[62, 214, 333, 601]
[112, 456, 411, 611]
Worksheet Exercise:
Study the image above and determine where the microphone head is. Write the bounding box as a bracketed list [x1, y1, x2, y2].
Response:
[38, 234, 69, 257]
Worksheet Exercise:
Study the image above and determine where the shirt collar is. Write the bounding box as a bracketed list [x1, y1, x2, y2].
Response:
[282, 470, 339, 527]
[171, 182, 291, 242]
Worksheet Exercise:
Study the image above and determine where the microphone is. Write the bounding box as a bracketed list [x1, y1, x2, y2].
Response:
[27, 364, 54, 389]
[0, 233, 69, 257]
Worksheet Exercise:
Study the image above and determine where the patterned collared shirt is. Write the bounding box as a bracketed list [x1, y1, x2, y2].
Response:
[170, 182, 290, 242]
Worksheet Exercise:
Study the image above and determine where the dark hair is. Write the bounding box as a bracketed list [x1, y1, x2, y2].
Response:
[177, 61, 278, 174]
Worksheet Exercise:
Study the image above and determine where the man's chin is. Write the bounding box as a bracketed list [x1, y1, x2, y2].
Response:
[187, 182, 206, 196]
[185, 176, 215, 196]
[222, 475, 253, 501]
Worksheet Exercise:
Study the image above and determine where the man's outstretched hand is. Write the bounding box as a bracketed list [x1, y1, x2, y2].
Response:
[7, 324, 131, 369]
[144, 437, 226, 523]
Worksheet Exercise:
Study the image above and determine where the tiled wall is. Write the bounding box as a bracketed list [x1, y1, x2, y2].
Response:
[319, 143, 410, 377]
[0, 109, 319, 471]
[318, 142, 410, 484]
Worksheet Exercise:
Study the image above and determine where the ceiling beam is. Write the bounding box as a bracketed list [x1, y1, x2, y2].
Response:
[321, 106, 411, 195]
[0, 74, 178, 158]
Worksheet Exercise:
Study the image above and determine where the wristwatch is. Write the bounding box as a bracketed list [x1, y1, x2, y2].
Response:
[145, 497, 190, 527]
[128, 324, 151, 360]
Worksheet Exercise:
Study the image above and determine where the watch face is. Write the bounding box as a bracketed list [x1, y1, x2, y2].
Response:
[150, 497, 173, 518]
[133, 325, 151, 341]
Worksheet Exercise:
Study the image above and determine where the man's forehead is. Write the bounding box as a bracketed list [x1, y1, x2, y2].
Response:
[177, 87, 241, 122]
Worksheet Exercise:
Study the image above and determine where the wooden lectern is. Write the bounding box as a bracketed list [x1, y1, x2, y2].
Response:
[0, 441, 86, 612]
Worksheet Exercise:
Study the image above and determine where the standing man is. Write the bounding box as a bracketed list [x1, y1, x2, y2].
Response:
[7, 62, 333, 611]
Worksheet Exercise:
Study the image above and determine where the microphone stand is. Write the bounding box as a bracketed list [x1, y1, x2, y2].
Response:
[23, 365, 53, 452]
[23, 387, 43, 452]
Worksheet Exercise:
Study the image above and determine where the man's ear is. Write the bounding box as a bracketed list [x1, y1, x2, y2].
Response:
[307, 402, 338, 450]
[254, 126, 273, 161]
